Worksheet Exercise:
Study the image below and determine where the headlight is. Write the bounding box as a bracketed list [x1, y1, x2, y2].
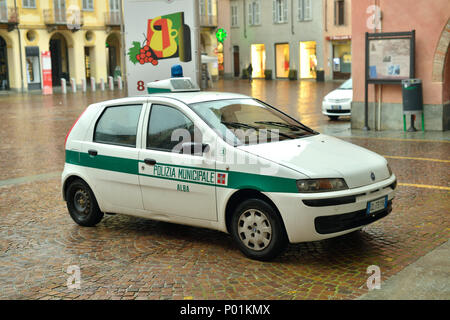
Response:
[296, 178, 348, 193]
[387, 163, 393, 176]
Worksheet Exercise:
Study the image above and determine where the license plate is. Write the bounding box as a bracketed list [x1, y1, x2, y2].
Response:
[331, 105, 342, 110]
[366, 196, 388, 215]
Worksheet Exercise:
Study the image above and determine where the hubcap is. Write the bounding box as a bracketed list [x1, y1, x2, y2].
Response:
[237, 209, 272, 251]
[74, 189, 90, 214]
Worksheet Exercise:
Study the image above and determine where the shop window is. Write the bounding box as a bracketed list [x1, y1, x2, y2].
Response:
[299, 41, 317, 79]
[25, 46, 41, 90]
[251, 44, 266, 78]
[275, 43, 289, 78]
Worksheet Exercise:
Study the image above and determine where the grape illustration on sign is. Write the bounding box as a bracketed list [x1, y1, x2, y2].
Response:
[127, 12, 192, 67]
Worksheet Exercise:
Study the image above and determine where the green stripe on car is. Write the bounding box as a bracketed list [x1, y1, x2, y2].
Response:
[65, 150, 298, 193]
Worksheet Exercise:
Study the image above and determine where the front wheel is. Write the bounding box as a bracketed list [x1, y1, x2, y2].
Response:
[66, 179, 104, 227]
[231, 199, 288, 261]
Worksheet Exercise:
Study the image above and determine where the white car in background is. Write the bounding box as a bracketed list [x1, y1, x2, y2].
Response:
[322, 78, 353, 120]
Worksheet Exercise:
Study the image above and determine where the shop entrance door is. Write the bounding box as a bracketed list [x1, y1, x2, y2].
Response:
[275, 43, 289, 78]
[299, 41, 317, 79]
[233, 46, 240, 77]
[250, 44, 265, 78]
[0, 36, 9, 90]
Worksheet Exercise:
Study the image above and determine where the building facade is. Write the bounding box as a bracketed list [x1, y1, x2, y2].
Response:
[351, 0, 450, 131]
[229, 0, 324, 80]
[217, 0, 232, 79]
[323, 0, 352, 80]
[0, 0, 124, 92]
[199, 0, 217, 78]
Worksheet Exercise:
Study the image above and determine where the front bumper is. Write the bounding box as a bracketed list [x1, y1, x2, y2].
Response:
[314, 200, 392, 234]
[267, 175, 397, 243]
[322, 100, 351, 116]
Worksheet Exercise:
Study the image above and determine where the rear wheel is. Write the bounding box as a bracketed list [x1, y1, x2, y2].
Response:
[328, 115, 339, 120]
[66, 179, 103, 227]
[231, 199, 288, 261]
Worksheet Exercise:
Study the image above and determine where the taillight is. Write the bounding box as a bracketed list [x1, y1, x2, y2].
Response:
[65, 109, 87, 148]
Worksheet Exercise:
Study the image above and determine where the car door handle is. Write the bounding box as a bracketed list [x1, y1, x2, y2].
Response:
[88, 149, 98, 156]
[144, 158, 157, 166]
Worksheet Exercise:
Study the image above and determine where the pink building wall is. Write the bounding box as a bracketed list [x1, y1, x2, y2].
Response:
[217, 0, 232, 77]
[323, 0, 352, 79]
[352, 0, 450, 105]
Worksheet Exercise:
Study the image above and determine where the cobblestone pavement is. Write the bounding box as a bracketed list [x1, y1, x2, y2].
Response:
[0, 80, 449, 300]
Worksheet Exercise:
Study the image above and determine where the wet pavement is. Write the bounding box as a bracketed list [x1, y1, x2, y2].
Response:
[0, 80, 449, 300]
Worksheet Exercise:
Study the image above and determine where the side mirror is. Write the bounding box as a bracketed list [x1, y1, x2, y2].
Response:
[180, 142, 210, 155]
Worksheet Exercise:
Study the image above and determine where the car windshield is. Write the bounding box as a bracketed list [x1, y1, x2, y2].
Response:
[339, 79, 352, 90]
[189, 98, 316, 146]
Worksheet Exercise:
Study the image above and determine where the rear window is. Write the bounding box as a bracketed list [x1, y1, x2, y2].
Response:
[94, 105, 142, 147]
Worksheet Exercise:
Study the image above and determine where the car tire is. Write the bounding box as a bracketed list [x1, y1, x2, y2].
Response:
[328, 115, 339, 120]
[231, 199, 288, 261]
[66, 179, 104, 227]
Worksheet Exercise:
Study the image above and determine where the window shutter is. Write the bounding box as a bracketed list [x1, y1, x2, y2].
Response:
[207, 0, 212, 16]
[298, 0, 303, 21]
[255, 1, 260, 25]
[282, 0, 288, 23]
[248, 2, 253, 25]
[272, 0, 277, 23]
[304, 0, 312, 20]
[200, 0, 205, 16]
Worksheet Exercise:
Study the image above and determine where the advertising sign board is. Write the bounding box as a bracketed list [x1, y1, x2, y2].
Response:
[41, 51, 53, 95]
[123, 0, 200, 96]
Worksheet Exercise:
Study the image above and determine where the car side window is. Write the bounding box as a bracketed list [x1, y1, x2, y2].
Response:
[94, 104, 142, 148]
[147, 104, 195, 152]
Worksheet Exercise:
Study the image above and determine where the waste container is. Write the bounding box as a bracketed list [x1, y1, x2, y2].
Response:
[401, 79, 424, 131]
[316, 69, 324, 82]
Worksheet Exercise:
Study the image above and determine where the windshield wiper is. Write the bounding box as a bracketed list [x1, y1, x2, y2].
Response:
[254, 121, 301, 131]
[221, 121, 259, 131]
[221, 121, 296, 142]
[254, 121, 315, 133]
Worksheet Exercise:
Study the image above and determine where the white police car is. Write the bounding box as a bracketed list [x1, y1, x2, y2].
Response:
[62, 77, 396, 260]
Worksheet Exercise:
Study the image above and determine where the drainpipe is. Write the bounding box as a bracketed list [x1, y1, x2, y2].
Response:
[14, 0, 24, 92]
[373, 0, 382, 131]
[119, 0, 126, 91]
[243, 0, 246, 39]
[291, 0, 294, 35]
[377, 1, 382, 131]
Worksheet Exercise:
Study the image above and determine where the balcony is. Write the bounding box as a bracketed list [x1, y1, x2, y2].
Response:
[200, 14, 217, 28]
[0, 7, 19, 31]
[44, 8, 84, 32]
[104, 11, 121, 31]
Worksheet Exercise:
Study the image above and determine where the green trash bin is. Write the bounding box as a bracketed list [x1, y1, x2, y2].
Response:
[401, 79, 424, 131]
[316, 70, 324, 82]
